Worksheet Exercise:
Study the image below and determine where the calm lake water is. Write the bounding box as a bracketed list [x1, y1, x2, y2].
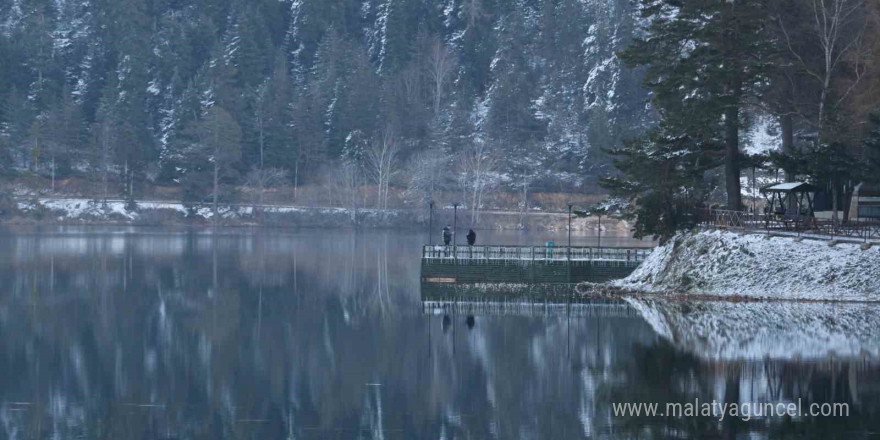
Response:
[0, 226, 876, 439]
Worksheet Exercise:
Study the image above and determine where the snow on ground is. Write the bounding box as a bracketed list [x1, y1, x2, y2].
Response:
[626, 297, 880, 360]
[19, 198, 213, 220]
[616, 230, 880, 301]
[16, 198, 409, 222]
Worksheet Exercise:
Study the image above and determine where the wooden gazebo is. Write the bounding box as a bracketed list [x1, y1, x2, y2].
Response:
[760, 182, 818, 228]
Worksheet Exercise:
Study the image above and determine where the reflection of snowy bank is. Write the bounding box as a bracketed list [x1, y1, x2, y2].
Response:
[616, 230, 880, 301]
[627, 297, 880, 361]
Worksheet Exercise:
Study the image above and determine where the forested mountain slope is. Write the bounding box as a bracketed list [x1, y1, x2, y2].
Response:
[0, 0, 652, 208]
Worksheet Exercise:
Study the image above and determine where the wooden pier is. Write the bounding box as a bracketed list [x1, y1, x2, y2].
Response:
[420, 244, 652, 285]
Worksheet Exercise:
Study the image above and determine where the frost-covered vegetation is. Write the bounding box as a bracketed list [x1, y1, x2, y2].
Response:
[0, 0, 650, 221]
[617, 230, 880, 301]
[11, 196, 630, 230]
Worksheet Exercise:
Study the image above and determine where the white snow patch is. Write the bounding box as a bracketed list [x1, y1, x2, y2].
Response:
[745, 114, 779, 155]
[617, 230, 880, 301]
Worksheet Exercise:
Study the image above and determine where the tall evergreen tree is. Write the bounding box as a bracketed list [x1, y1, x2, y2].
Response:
[863, 111, 880, 184]
[619, 0, 775, 211]
[601, 124, 716, 241]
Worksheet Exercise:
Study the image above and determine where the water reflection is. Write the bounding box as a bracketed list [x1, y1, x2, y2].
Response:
[627, 298, 880, 361]
[0, 227, 876, 439]
[614, 297, 880, 439]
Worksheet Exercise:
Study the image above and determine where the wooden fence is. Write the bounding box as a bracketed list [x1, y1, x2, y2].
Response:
[697, 208, 880, 242]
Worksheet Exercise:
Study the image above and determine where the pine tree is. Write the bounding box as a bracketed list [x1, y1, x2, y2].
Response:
[863, 111, 880, 184]
[43, 85, 86, 185]
[601, 124, 716, 241]
[196, 106, 242, 219]
[1, 86, 33, 170]
[484, 9, 544, 145]
[619, 0, 775, 211]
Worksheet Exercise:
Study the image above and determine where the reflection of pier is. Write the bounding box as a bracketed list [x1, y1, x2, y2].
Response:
[421, 245, 652, 284]
[423, 299, 640, 319]
[420, 283, 641, 318]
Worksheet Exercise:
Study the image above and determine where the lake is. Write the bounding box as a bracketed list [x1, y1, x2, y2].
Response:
[0, 226, 876, 439]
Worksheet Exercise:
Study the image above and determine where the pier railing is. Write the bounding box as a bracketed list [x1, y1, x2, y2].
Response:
[422, 244, 652, 263]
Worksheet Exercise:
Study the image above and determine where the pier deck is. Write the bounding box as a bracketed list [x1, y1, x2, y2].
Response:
[421, 244, 653, 285]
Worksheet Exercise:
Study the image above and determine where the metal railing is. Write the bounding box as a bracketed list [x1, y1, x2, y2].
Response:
[422, 244, 653, 263]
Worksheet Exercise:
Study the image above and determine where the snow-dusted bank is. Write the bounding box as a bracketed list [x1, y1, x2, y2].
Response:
[614, 230, 880, 301]
[13, 198, 417, 228]
[9, 197, 632, 231]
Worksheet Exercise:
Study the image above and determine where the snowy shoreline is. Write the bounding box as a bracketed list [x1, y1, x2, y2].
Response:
[7, 197, 635, 232]
[610, 230, 880, 302]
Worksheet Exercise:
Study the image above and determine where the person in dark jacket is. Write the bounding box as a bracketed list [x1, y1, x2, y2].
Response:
[466, 229, 476, 246]
[442, 225, 452, 245]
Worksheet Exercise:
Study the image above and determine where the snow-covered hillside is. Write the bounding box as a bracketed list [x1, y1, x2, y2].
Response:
[617, 230, 880, 301]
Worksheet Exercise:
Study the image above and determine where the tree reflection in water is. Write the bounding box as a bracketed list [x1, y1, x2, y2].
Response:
[0, 227, 876, 439]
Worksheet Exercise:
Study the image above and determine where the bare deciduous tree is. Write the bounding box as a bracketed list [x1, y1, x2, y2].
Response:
[365, 127, 400, 211]
[397, 63, 423, 108]
[779, 0, 869, 222]
[244, 167, 288, 216]
[780, 0, 868, 135]
[463, 0, 489, 30]
[459, 141, 498, 225]
[424, 38, 457, 115]
[89, 119, 113, 206]
[406, 148, 448, 209]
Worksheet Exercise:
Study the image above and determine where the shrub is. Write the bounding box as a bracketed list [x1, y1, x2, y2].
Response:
[133, 208, 187, 226]
[0, 193, 19, 218]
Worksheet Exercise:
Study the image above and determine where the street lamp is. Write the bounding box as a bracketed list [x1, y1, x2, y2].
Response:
[428, 200, 435, 245]
[452, 203, 459, 246]
[567, 204, 573, 261]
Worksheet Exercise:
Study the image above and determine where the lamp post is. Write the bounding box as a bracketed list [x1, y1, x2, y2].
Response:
[567, 204, 573, 260]
[452, 203, 459, 246]
[567, 204, 573, 284]
[428, 200, 435, 245]
[452, 203, 459, 261]
[597, 212, 602, 250]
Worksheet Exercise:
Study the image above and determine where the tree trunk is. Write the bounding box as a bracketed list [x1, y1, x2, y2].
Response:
[831, 176, 839, 224]
[101, 122, 109, 207]
[102, 166, 108, 206]
[293, 157, 299, 203]
[781, 113, 794, 181]
[258, 116, 265, 221]
[471, 172, 479, 224]
[213, 160, 219, 223]
[724, 105, 742, 210]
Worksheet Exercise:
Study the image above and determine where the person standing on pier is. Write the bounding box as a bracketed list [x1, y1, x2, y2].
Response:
[466, 229, 476, 246]
[442, 225, 452, 246]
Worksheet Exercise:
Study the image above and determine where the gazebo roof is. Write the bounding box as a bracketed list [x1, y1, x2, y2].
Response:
[760, 182, 819, 193]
